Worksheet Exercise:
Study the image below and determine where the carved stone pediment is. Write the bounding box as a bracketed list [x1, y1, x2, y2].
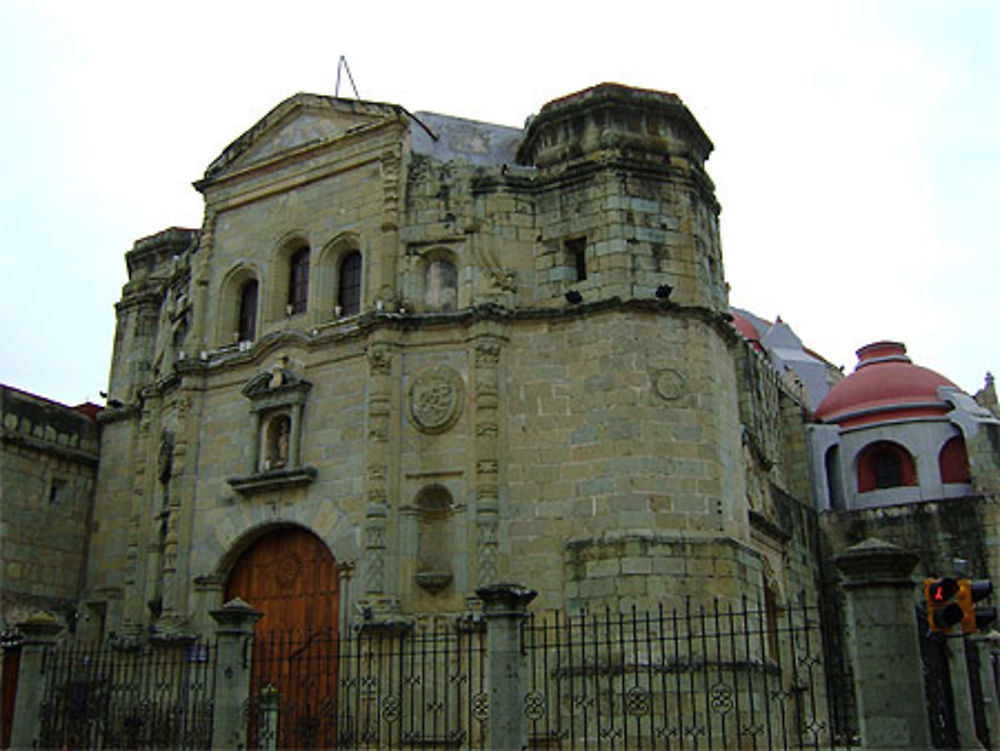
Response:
[201, 95, 404, 182]
[241, 368, 312, 410]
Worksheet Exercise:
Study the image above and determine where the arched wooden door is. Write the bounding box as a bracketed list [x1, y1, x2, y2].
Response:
[226, 526, 339, 749]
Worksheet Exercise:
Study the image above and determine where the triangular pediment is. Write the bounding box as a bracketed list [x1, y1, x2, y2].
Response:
[202, 94, 403, 182]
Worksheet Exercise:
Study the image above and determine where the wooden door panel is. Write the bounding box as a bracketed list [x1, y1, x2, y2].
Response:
[226, 526, 339, 749]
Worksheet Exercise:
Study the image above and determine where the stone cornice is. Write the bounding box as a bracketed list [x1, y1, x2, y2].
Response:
[0, 428, 98, 466]
[227, 466, 318, 494]
[191, 298, 733, 373]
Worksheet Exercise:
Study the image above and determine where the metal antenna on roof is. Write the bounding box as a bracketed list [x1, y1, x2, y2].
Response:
[335, 56, 360, 100]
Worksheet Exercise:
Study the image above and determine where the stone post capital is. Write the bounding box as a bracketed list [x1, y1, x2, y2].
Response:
[834, 537, 919, 588]
[209, 597, 263, 634]
[15, 612, 63, 645]
[476, 583, 537, 616]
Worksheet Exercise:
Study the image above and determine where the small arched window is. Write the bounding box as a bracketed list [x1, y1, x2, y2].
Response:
[425, 259, 458, 311]
[939, 435, 971, 484]
[824, 445, 845, 511]
[238, 279, 258, 342]
[288, 247, 310, 314]
[856, 441, 918, 492]
[338, 251, 362, 316]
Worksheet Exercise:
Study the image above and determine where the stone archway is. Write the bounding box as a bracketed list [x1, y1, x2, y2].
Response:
[225, 525, 339, 749]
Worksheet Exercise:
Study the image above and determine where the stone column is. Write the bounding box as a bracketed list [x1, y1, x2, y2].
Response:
[834, 538, 931, 749]
[946, 636, 984, 747]
[980, 632, 1000, 744]
[473, 334, 503, 588]
[210, 598, 263, 751]
[478, 583, 536, 751]
[9, 613, 63, 751]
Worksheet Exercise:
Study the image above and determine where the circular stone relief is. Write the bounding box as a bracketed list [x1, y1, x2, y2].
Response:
[652, 368, 687, 401]
[408, 365, 465, 434]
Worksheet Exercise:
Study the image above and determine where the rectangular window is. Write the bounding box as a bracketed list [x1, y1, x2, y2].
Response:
[48, 478, 66, 505]
[565, 237, 587, 281]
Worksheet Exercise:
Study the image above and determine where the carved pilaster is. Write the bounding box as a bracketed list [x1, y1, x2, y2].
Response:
[473, 336, 503, 587]
[125, 404, 155, 628]
[191, 207, 216, 350]
[381, 148, 401, 233]
[363, 342, 393, 599]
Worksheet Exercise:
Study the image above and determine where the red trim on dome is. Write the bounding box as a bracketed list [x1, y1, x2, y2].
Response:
[939, 436, 971, 484]
[814, 343, 959, 428]
[729, 312, 765, 353]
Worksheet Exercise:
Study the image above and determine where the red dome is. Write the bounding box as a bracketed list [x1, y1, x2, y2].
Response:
[729, 311, 765, 352]
[813, 341, 959, 428]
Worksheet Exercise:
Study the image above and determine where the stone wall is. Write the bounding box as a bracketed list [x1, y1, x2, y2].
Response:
[821, 494, 1000, 583]
[0, 386, 99, 629]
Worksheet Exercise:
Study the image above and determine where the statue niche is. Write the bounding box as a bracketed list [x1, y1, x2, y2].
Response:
[226, 359, 317, 494]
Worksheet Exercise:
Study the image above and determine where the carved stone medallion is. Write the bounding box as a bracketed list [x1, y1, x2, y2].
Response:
[652, 368, 687, 401]
[409, 365, 465, 434]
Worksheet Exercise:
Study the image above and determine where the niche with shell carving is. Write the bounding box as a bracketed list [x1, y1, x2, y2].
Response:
[415, 485, 454, 593]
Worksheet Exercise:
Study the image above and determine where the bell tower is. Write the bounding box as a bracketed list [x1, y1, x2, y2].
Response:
[517, 83, 725, 311]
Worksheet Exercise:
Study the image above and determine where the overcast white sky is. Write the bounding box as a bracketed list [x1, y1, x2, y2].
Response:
[1, 0, 997, 406]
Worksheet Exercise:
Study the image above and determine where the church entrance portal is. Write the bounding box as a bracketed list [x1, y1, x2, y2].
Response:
[225, 525, 340, 748]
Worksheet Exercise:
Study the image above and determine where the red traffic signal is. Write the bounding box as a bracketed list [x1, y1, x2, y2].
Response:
[957, 579, 996, 634]
[925, 577, 963, 633]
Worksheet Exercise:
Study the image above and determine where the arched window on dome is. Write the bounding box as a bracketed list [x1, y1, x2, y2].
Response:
[939, 435, 971, 485]
[856, 441, 918, 492]
[824, 445, 845, 511]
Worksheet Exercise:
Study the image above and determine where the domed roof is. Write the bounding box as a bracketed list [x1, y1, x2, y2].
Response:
[813, 341, 959, 428]
[729, 310, 763, 349]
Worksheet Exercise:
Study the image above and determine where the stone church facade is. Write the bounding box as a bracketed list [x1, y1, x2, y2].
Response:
[70, 84, 827, 642]
[48, 83, 994, 652]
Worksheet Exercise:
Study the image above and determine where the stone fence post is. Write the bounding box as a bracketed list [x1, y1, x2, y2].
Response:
[834, 538, 931, 750]
[210, 598, 262, 751]
[9, 613, 62, 751]
[477, 583, 537, 751]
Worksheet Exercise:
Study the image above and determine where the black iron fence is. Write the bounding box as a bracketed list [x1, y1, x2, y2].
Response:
[522, 597, 850, 750]
[35, 638, 215, 750]
[24, 597, 854, 750]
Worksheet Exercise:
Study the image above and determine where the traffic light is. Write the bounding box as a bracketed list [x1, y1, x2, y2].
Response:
[925, 577, 963, 633]
[957, 579, 996, 635]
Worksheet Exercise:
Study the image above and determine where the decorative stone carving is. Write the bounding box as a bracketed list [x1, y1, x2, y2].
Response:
[408, 365, 465, 434]
[476, 519, 499, 587]
[652, 368, 687, 401]
[367, 344, 392, 374]
[475, 342, 501, 367]
[485, 267, 517, 292]
[157, 429, 174, 486]
[476, 460, 498, 475]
